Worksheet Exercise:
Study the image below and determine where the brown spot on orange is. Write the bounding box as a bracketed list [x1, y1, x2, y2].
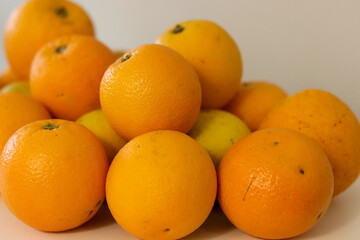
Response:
[55, 45, 67, 54]
[56, 7, 68, 18]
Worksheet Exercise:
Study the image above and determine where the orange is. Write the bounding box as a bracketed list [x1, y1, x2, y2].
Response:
[218, 128, 334, 239]
[106, 130, 217, 240]
[0, 92, 50, 153]
[30, 35, 116, 121]
[0, 119, 109, 232]
[0, 66, 23, 88]
[260, 89, 360, 196]
[156, 20, 242, 108]
[4, 0, 94, 79]
[224, 81, 287, 131]
[100, 44, 201, 140]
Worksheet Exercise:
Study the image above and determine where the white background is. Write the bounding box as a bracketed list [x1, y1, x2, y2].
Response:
[0, 0, 359, 118]
[0, 1, 360, 239]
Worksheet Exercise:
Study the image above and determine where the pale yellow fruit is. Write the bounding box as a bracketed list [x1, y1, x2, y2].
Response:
[188, 109, 251, 168]
[0, 81, 31, 96]
[76, 109, 126, 161]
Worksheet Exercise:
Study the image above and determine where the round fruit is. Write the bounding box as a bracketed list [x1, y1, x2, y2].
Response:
[260, 89, 360, 196]
[76, 109, 127, 161]
[156, 20, 242, 108]
[30, 35, 116, 120]
[218, 128, 334, 239]
[0, 67, 23, 88]
[0, 81, 31, 96]
[4, 0, 94, 79]
[106, 130, 217, 240]
[0, 119, 109, 232]
[188, 109, 250, 168]
[100, 44, 201, 140]
[224, 81, 287, 131]
[0, 92, 50, 153]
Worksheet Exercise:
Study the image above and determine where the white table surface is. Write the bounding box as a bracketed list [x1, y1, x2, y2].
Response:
[1, 179, 360, 240]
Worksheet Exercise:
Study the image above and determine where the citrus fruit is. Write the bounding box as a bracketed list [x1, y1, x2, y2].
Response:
[0, 92, 50, 153]
[100, 44, 201, 140]
[188, 109, 250, 168]
[0, 119, 109, 232]
[106, 130, 217, 240]
[218, 128, 334, 239]
[260, 89, 360, 196]
[224, 81, 287, 131]
[0, 67, 23, 88]
[4, 0, 94, 79]
[0, 81, 31, 96]
[30, 35, 116, 120]
[156, 20, 242, 108]
[76, 109, 127, 161]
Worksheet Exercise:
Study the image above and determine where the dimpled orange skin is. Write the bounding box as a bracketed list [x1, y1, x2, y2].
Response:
[4, 0, 94, 79]
[156, 20, 242, 109]
[260, 89, 360, 197]
[106, 130, 217, 240]
[30, 35, 116, 121]
[100, 44, 201, 140]
[0, 119, 109, 232]
[0, 92, 50, 153]
[224, 81, 287, 131]
[218, 128, 334, 239]
[0, 67, 23, 88]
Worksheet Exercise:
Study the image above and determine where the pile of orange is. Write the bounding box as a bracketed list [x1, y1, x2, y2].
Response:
[0, 0, 359, 239]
